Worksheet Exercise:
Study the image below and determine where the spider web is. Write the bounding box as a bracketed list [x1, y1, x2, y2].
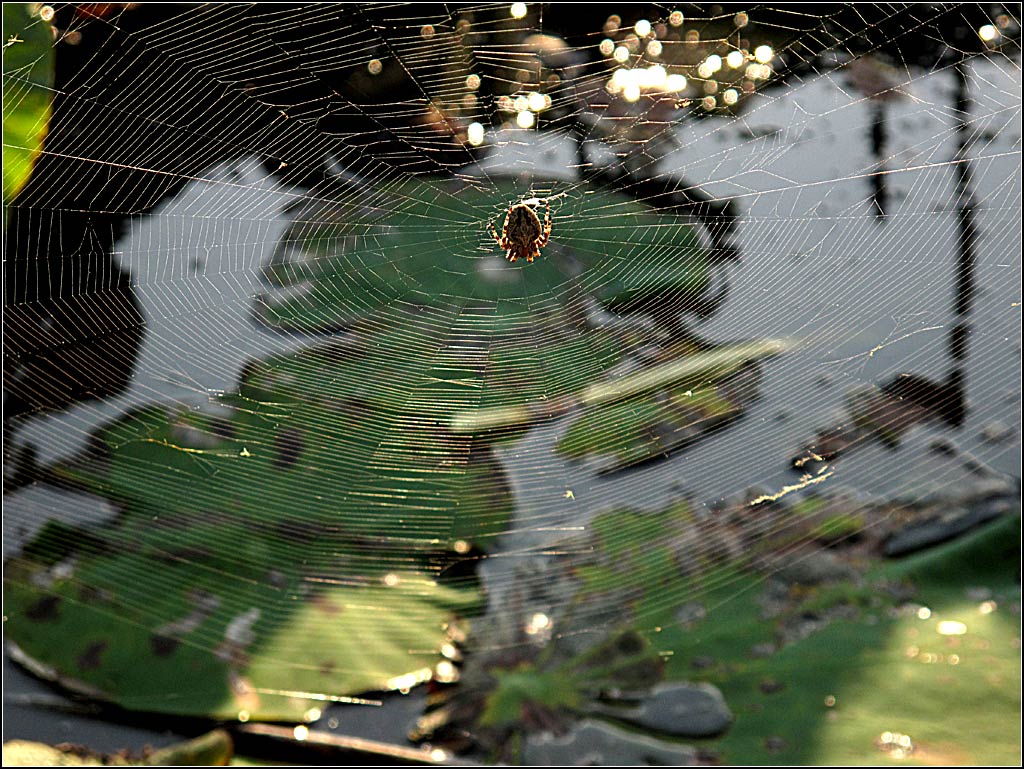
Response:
[3, 2, 1021, 760]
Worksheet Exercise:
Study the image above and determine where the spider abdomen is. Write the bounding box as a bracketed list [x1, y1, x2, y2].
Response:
[488, 199, 552, 263]
[506, 204, 543, 243]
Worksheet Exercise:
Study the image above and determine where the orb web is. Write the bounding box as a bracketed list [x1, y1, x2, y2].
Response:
[2, 2, 1020, 757]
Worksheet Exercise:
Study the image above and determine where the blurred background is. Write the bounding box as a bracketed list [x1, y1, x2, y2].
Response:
[3, 3, 1021, 765]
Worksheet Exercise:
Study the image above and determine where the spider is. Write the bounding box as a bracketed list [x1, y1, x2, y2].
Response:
[487, 199, 552, 263]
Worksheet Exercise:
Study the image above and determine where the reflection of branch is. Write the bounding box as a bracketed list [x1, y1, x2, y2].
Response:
[451, 339, 791, 434]
[846, 55, 903, 220]
[950, 61, 977, 341]
[869, 101, 889, 219]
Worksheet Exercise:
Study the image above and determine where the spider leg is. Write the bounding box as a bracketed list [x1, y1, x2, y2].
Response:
[536, 200, 552, 247]
[488, 222, 504, 248]
[507, 250, 517, 262]
[527, 249, 539, 262]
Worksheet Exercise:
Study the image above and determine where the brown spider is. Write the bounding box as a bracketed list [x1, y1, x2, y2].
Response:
[487, 200, 552, 263]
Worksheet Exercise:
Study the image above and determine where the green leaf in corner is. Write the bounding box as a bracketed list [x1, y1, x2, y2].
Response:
[3, 2, 55, 207]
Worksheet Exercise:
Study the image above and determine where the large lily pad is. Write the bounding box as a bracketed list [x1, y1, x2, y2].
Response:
[258, 176, 707, 336]
[3, 336, 507, 720]
[260, 176, 725, 444]
[2, 3, 54, 206]
[671, 514, 1022, 765]
[6, 552, 477, 719]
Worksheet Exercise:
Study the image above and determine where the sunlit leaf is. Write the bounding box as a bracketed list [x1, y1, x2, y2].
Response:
[1, 730, 232, 766]
[3, 340, 500, 720]
[2, 3, 54, 206]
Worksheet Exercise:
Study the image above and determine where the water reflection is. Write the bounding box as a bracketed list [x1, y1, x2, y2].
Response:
[6, 160, 309, 467]
[792, 56, 990, 470]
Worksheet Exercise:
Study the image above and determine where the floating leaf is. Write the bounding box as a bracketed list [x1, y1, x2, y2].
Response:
[4, 175, 720, 721]
[452, 338, 790, 435]
[3, 339, 504, 720]
[670, 515, 1021, 765]
[257, 177, 707, 336]
[555, 340, 788, 469]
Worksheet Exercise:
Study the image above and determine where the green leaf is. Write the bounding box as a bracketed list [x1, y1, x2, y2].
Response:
[4, 339, 504, 720]
[258, 177, 707, 336]
[555, 342, 787, 468]
[655, 514, 1021, 765]
[2, 3, 54, 206]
